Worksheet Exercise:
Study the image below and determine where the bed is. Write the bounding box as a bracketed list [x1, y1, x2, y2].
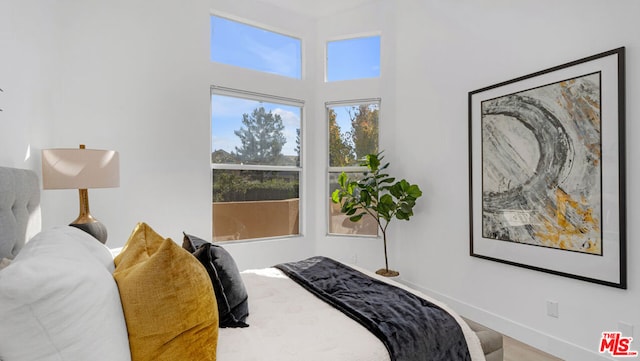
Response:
[0, 166, 502, 361]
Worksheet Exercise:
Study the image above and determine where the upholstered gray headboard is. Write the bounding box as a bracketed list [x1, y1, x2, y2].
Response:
[0, 167, 41, 260]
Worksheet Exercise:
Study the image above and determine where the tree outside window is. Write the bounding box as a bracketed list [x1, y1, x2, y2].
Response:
[328, 102, 379, 236]
[211, 92, 302, 241]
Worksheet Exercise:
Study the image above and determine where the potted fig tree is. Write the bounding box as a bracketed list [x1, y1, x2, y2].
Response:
[331, 152, 423, 277]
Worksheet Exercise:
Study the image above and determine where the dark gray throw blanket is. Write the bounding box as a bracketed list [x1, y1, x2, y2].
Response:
[275, 256, 471, 361]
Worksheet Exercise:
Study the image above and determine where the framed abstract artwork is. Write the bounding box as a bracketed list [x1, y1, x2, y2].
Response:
[468, 47, 626, 288]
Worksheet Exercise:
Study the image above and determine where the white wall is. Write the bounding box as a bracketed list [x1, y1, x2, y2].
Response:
[39, 0, 215, 247]
[0, 0, 58, 170]
[313, 0, 394, 271]
[0, 0, 318, 267]
[2, 0, 639, 359]
[386, 1, 640, 360]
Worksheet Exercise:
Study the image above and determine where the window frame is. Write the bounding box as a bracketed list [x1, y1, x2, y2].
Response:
[211, 85, 305, 243]
[326, 98, 381, 237]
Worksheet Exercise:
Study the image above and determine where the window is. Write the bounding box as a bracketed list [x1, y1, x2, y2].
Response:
[210, 15, 302, 79]
[211, 88, 302, 241]
[326, 35, 380, 82]
[327, 100, 379, 235]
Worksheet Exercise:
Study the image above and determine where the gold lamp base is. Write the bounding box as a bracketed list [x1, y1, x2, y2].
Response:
[71, 188, 108, 244]
[375, 268, 400, 277]
[70, 222, 108, 244]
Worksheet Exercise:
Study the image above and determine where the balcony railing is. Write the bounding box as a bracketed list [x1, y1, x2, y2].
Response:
[213, 199, 299, 241]
[213, 198, 378, 242]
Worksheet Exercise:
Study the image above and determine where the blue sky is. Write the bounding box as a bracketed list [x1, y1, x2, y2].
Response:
[211, 95, 301, 156]
[210, 15, 380, 157]
[327, 36, 380, 82]
[211, 16, 302, 78]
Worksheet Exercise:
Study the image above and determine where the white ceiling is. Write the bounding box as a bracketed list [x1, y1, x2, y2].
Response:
[256, 0, 377, 18]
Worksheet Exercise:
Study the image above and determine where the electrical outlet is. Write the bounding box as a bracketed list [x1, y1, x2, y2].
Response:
[546, 300, 559, 318]
[619, 321, 634, 337]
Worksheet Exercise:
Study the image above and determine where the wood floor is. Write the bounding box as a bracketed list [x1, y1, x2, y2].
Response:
[503, 336, 563, 361]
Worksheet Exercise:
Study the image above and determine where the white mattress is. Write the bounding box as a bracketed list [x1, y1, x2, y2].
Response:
[217, 266, 486, 361]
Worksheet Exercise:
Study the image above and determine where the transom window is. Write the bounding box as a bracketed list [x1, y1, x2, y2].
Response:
[210, 15, 302, 79]
[326, 35, 380, 82]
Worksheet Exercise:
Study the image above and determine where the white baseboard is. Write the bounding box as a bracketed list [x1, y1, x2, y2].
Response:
[399, 279, 615, 361]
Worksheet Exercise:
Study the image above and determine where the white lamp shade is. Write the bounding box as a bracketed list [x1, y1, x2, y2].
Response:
[42, 148, 120, 190]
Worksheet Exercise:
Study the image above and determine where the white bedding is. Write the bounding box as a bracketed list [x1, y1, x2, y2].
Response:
[0, 167, 484, 361]
[217, 266, 486, 361]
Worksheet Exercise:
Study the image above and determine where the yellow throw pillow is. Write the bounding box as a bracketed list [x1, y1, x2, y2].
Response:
[114, 223, 218, 361]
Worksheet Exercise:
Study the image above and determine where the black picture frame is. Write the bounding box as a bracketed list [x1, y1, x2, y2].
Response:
[468, 47, 626, 288]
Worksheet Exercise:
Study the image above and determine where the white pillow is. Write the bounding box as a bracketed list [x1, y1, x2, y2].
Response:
[0, 226, 131, 361]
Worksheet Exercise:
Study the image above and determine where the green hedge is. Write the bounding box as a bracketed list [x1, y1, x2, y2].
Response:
[213, 171, 299, 202]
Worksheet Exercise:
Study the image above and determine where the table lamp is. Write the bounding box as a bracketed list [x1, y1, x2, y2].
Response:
[42, 145, 120, 244]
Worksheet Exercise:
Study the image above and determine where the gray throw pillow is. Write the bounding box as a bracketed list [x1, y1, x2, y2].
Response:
[183, 233, 249, 328]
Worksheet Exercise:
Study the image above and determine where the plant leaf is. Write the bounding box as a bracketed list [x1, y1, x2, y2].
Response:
[407, 184, 423, 198]
[331, 189, 341, 203]
[366, 153, 380, 171]
[379, 177, 395, 184]
[329, 149, 422, 232]
[389, 183, 403, 198]
[337, 172, 348, 188]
